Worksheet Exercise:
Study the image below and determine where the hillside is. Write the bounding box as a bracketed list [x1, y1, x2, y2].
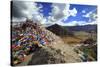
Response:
[64, 24, 97, 33]
[46, 24, 97, 44]
[46, 24, 74, 37]
[11, 20, 82, 66]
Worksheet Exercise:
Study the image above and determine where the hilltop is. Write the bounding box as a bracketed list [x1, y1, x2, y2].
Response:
[11, 20, 82, 66]
[46, 24, 74, 37]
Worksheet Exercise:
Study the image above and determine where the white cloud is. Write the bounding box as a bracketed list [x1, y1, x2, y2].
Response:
[38, 4, 43, 9]
[12, 2, 97, 27]
[12, 2, 78, 26]
[82, 11, 97, 23]
[56, 20, 97, 26]
[26, 2, 49, 25]
[21, 2, 39, 19]
[48, 16, 55, 22]
[69, 8, 77, 16]
[12, 1, 39, 21]
[82, 10, 86, 13]
[57, 21, 83, 26]
[47, 3, 78, 25]
[25, 2, 43, 20]
[12, 1, 47, 24]
[49, 4, 66, 22]
[52, 6, 60, 15]
[83, 11, 92, 18]
[41, 18, 47, 24]
[82, 9, 97, 19]
[12, 17, 26, 22]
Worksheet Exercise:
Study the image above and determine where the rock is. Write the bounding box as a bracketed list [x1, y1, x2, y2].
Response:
[27, 46, 82, 65]
[12, 20, 82, 66]
[28, 47, 67, 65]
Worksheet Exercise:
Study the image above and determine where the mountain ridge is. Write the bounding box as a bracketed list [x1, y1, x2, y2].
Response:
[12, 20, 82, 66]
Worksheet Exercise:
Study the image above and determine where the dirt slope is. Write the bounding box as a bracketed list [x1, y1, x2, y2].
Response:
[18, 27, 82, 66]
[12, 21, 82, 66]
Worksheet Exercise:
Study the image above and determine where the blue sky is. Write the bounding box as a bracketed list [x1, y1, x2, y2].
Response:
[12, 1, 97, 26]
[36, 2, 52, 17]
[63, 4, 97, 22]
[34, 2, 97, 26]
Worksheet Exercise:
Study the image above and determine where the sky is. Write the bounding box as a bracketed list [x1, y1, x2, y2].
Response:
[12, 1, 97, 26]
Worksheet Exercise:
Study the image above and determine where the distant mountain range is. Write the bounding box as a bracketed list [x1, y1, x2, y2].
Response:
[64, 24, 97, 33]
[46, 24, 97, 36]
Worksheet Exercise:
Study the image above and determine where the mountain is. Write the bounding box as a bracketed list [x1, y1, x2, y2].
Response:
[46, 24, 74, 37]
[64, 24, 97, 33]
[12, 20, 82, 66]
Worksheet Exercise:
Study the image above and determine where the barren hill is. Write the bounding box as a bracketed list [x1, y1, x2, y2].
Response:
[46, 24, 74, 37]
[11, 20, 82, 66]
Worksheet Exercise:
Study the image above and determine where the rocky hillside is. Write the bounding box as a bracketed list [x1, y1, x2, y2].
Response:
[46, 24, 68, 36]
[46, 24, 74, 37]
[63, 24, 97, 33]
[11, 20, 82, 66]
